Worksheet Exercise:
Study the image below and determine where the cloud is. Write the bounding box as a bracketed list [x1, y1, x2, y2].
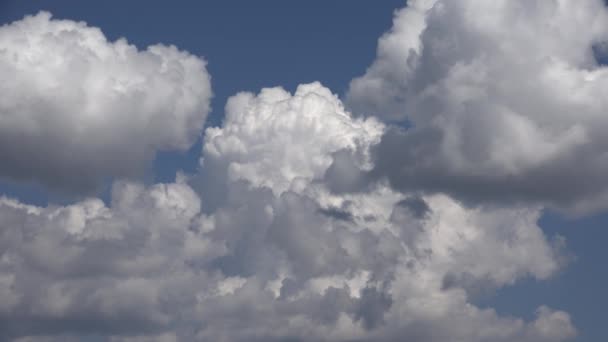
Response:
[202, 82, 383, 197]
[0, 83, 574, 341]
[347, 0, 608, 213]
[0, 12, 212, 192]
[0, 181, 573, 341]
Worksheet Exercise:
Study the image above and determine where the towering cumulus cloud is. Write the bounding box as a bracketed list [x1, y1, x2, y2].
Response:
[348, 0, 608, 213]
[0, 12, 212, 192]
[203, 83, 384, 196]
[0, 82, 575, 341]
[0, 1, 596, 340]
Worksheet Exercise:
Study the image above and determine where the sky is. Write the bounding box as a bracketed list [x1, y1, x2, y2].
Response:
[0, 1, 607, 341]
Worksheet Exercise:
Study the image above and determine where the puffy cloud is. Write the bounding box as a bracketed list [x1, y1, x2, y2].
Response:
[0, 6, 585, 339]
[347, 0, 608, 213]
[0, 179, 225, 340]
[0, 82, 575, 341]
[0, 12, 212, 192]
[203, 82, 383, 196]
[0, 181, 572, 341]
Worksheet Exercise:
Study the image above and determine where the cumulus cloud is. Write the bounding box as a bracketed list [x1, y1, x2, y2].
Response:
[202, 82, 383, 196]
[0, 82, 575, 341]
[0, 181, 573, 341]
[0, 12, 212, 192]
[347, 0, 608, 213]
[0, 2, 588, 340]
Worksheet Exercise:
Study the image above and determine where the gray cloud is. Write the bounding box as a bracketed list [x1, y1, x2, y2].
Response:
[0, 3, 588, 340]
[348, 0, 608, 214]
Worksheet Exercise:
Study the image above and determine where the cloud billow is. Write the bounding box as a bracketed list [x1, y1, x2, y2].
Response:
[0, 82, 575, 341]
[0, 12, 212, 192]
[348, 0, 608, 214]
[0, 1, 597, 340]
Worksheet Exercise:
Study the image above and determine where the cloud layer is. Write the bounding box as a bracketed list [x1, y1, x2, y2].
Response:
[0, 83, 574, 341]
[1, 1, 600, 340]
[348, 0, 608, 213]
[0, 12, 212, 192]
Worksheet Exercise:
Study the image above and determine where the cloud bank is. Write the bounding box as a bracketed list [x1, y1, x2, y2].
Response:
[348, 0, 608, 213]
[0, 12, 212, 192]
[0, 1, 599, 340]
[0, 83, 574, 341]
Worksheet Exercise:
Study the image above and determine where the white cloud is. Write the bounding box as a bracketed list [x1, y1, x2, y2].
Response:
[0, 179, 572, 341]
[0, 12, 212, 192]
[0, 4, 586, 341]
[203, 82, 383, 196]
[347, 0, 608, 213]
[0, 82, 574, 341]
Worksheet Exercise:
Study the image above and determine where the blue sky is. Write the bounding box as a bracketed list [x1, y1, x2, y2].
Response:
[483, 211, 608, 342]
[0, 1, 606, 341]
